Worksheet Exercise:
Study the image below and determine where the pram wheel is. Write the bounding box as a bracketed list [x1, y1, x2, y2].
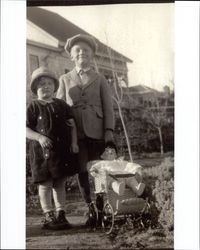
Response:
[102, 203, 114, 234]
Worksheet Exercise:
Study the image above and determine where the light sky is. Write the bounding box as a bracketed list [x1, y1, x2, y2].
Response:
[42, 3, 174, 91]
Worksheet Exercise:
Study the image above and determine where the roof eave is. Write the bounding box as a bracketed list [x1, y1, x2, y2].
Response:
[27, 39, 63, 52]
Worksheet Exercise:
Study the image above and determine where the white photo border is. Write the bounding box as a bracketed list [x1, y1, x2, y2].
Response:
[0, 1, 199, 249]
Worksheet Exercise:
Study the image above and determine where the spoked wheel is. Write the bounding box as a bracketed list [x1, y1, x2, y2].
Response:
[102, 203, 115, 234]
[139, 201, 154, 229]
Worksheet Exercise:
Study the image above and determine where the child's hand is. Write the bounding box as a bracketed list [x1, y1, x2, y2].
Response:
[38, 135, 53, 149]
[70, 143, 79, 153]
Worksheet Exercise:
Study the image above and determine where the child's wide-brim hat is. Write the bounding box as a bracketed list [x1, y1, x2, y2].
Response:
[30, 66, 59, 95]
[64, 34, 97, 54]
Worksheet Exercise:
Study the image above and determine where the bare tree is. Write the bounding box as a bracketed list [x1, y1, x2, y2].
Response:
[141, 93, 170, 155]
[102, 34, 133, 162]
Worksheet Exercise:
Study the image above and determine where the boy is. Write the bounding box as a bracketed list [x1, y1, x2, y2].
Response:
[56, 34, 115, 226]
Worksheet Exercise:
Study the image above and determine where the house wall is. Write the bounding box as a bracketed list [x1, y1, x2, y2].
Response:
[95, 54, 128, 82]
[27, 20, 59, 48]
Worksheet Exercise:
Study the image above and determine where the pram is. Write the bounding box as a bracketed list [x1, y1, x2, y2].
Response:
[89, 159, 151, 234]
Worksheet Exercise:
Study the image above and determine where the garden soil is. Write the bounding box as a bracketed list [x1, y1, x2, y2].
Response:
[26, 201, 173, 249]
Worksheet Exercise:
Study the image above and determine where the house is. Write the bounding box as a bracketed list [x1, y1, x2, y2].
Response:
[27, 7, 132, 100]
[122, 85, 174, 110]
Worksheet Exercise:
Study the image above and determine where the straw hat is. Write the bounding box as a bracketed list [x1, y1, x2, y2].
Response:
[64, 34, 97, 54]
[30, 66, 59, 95]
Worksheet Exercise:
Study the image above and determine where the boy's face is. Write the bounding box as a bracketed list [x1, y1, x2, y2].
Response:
[70, 41, 94, 68]
[37, 77, 55, 100]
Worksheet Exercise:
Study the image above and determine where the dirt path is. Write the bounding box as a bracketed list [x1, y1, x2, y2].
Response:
[26, 214, 117, 249]
[26, 201, 173, 249]
[26, 201, 117, 249]
[26, 214, 173, 250]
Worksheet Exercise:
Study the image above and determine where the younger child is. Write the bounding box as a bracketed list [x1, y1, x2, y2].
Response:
[26, 66, 79, 230]
[90, 144, 145, 197]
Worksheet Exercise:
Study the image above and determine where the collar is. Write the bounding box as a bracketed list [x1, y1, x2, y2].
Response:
[70, 68, 98, 90]
[37, 98, 55, 105]
[76, 66, 91, 75]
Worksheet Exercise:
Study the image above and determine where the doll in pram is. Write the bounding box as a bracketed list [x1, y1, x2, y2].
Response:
[88, 143, 150, 234]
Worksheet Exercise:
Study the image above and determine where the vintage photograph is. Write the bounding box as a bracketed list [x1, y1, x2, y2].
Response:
[26, 2, 174, 249]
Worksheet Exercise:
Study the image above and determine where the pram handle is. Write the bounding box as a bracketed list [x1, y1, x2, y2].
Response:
[108, 173, 135, 180]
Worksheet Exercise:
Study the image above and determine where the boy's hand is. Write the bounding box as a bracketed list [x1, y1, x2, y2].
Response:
[38, 135, 53, 149]
[70, 143, 79, 153]
[105, 129, 114, 143]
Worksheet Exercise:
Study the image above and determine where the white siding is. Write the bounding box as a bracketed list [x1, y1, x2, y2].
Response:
[27, 20, 59, 48]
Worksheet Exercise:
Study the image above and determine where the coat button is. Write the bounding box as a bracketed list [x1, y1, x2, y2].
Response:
[39, 116, 42, 120]
[56, 114, 58, 118]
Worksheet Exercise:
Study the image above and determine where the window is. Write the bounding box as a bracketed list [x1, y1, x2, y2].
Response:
[139, 97, 143, 105]
[29, 54, 39, 74]
[144, 101, 148, 107]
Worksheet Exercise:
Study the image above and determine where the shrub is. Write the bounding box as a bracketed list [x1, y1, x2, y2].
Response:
[110, 157, 174, 249]
[152, 157, 174, 235]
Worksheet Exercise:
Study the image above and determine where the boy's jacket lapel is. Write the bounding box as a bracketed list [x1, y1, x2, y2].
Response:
[70, 68, 82, 88]
[70, 68, 98, 89]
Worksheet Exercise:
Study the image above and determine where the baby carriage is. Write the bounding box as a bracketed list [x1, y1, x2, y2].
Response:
[89, 158, 151, 234]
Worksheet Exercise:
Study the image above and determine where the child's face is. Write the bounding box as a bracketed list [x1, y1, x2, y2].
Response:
[37, 77, 55, 100]
[101, 147, 117, 161]
[70, 41, 94, 68]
